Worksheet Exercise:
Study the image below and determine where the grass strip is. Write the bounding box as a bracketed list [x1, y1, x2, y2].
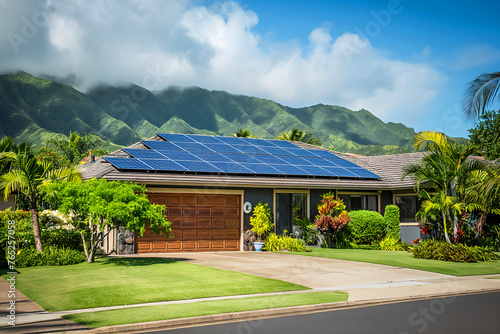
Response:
[4, 257, 308, 312]
[289, 248, 500, 276]
[63, 291, 348, 328]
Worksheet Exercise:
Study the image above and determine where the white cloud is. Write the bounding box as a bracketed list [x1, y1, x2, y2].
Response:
[0, 0, 446, 126]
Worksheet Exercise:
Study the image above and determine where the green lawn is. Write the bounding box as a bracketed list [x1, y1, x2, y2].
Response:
[63, 291, 348, 328]
[5, 257, 308, 312]
[289, 248, 500, 276]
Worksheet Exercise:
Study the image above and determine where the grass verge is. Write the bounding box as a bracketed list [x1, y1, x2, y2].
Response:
[289, 248, 500, 276]
[63, 291, 348, 328]
[3, 257, 308, 312]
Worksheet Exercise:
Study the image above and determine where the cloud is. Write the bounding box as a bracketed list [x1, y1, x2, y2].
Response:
[0, 0, 446, 126]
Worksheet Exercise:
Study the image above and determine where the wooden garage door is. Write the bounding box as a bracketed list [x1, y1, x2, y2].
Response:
[137, 193, 241, 253]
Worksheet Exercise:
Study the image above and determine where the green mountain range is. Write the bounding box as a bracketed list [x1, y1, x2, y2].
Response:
[0, 71, 464, 155]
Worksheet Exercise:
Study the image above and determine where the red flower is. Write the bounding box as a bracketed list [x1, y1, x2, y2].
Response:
[412, 238, 420, 244]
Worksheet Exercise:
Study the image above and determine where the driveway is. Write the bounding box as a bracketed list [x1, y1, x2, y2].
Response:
[136, 251, 451, 290]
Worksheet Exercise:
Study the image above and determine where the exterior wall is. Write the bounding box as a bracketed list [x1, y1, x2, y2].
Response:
[242, 188, 274, 232]
[400, 224, 422, 244]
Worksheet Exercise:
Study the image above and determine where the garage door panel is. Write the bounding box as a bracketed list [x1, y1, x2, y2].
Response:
[141, 193, 241, 253]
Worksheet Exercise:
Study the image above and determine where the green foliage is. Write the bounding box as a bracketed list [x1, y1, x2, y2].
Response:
[264, 232, 308, 252]
[275, 128, 321, 146]
[293, 217, 319, 245]
[48, 132, 106, 166]
[41, 178, 172, 263]
[1, 71, 433, 156]
[468, 110, 500, 160]
[15, 246, 86, 268]
[379, 235, 407, 251]
[384, 205, 400, 238]
[348, 210, 385, 244]
[250, 202, 273, 242]
[315, 193, 350, 248]
[411, 239, 497, 263]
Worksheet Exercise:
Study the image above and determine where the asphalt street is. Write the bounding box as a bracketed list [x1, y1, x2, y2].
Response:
[147, 292, 500, 334]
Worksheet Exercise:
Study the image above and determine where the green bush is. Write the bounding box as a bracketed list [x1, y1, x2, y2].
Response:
[15, 246, 86, 268]
[411, 239, 497, 263]
[348, 210, 385, 244]
[379, 235, 407, 251]
[264, 232, 307, 252]
[384, 205, 400, 238]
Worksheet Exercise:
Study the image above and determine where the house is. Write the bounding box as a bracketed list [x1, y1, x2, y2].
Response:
[80, 133, 424, 253]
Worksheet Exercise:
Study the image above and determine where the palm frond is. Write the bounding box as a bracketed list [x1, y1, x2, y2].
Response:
[414, 131, 448, 151]
[462, 72, 500, 120]
[0, 170, 28, 200]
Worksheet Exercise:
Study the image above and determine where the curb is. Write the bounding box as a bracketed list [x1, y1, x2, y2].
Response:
[66, 288, 500, 334]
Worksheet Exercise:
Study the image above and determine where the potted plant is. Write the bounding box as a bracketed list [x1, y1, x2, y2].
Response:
[250, 202, 274, 251]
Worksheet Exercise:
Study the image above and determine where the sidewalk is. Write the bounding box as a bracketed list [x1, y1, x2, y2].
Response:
[1, 252, 500, 333]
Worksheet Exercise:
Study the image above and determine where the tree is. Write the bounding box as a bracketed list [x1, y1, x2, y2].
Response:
[250, 202, 273, 242]
[0, 151, 81, 252]
[48, 132, 105, 166]
[41, 178, 172, 263]
[468, 109, 500, 160]
[462, 72, 500, 120]
[402, 131, 486, 242]
[276, 128, 321, 146]
[416, 190, 465, 244]
[231, 129, 255, 138]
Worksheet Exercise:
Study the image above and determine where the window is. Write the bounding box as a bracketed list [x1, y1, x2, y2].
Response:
[395, 196, 420, 222]
[276, 193, 308, 235]
[339, 194, 378, 212]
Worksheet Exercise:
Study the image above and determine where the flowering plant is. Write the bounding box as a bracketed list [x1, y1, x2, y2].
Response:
[39, 210, 75, 230]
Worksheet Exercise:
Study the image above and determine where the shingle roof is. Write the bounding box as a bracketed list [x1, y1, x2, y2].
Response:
[80, 137, 423, 191]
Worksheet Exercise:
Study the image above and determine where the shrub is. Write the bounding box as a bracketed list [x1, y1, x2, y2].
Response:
[379, 235, 407, 251]
[348, 210, 385, 244]
[294, 218, 319, 245]
[16, 246, 86, 268]
[250, 202, 274, 242]
[384, 205, 400, 238]
[264, 232, 307, 252]
[315, 193, 350, 248]
[411, 239, 497, 263]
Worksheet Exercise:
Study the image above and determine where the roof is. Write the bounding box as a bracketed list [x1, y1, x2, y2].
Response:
[80, 135, 424, 191]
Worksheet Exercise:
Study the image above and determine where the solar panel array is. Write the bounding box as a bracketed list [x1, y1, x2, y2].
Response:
[104, 133, 381, 179]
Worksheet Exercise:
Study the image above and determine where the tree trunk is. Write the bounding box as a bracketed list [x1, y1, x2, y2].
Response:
[443, 213, 451, 244]
[31, 201, 43, 253]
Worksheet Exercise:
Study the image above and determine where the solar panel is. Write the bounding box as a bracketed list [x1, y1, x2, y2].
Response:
[244, 163, 283, 175]
[331, 159, 359, 168]
[245, 138, 278, 147]
[209, 162, 254, 174]
[173, 142, 214, 152]
[176, 160, 223, 173]
[157, 133, 196, 142]
[271, 164, 310, 176]
[297, 165, 335, 176]
[275, 155, 313, 166]
[221, 153, 262, 164]
[123, 148, 167, 159]
[188, 135, 224, 144]
[252, 155, 288, 164]
[350, 168, 381, 178]
[141, 140, 184, 151]
[301, 157, 337, 167]
[216, 136, 247, 145]
[285, 148, 321, 157]
[309, 149, 339, 159]
[260, 146, 294, 156]
[105, 157, 153, 170]
[321, 167, 358, 178]
[208, 143, 243, 154]
[157, 150, 201, 161]
[140, 159, 187, 171]
[193, 152, 233, 162]
[270, 140, 301, 148]
[231, 145, 268, 155]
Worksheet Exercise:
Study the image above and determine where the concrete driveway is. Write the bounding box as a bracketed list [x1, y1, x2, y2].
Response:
[137, 251, 451, 291]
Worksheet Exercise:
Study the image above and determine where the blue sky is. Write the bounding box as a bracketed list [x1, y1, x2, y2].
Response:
[1, 0, 499, 138]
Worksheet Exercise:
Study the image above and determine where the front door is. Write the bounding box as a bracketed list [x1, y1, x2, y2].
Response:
[275, 193, 307, 235]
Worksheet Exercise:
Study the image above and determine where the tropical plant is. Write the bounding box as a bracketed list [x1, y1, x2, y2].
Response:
[264, 231, 307, 252]
[348, 210, 385, 244]
[468, 110, 500, 160]
[276, 128, 321, 146]
[250, 202, 274, 242]
[231, 129, 255, 138]
[416, 190, 465, 244]
[293, 217, 319, 245]
[411, 239, 497, 263]
[0, 151, 81, 252]
[379, 235, 407, 251]
[314, 193, 350, 247]
[41, 178, 172, 263]
[48, 132, 105, 166]
[462, 72, 500, 120]
[384, 205, 400, 239]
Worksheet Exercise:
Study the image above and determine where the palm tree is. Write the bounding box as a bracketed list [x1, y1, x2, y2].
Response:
[276, 128, 321, 146]
[48, 132, 103, 166]
[231, 129, 255, 138]
[462, 72, 500, 120]
[0, 136, 32, 176]
[0, 151, 81, 252]
[402, 131, 486, 242]
[416, 190, 465, 243]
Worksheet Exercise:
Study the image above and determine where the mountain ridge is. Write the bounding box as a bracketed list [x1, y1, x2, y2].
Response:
[0, 71, 465, 155]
